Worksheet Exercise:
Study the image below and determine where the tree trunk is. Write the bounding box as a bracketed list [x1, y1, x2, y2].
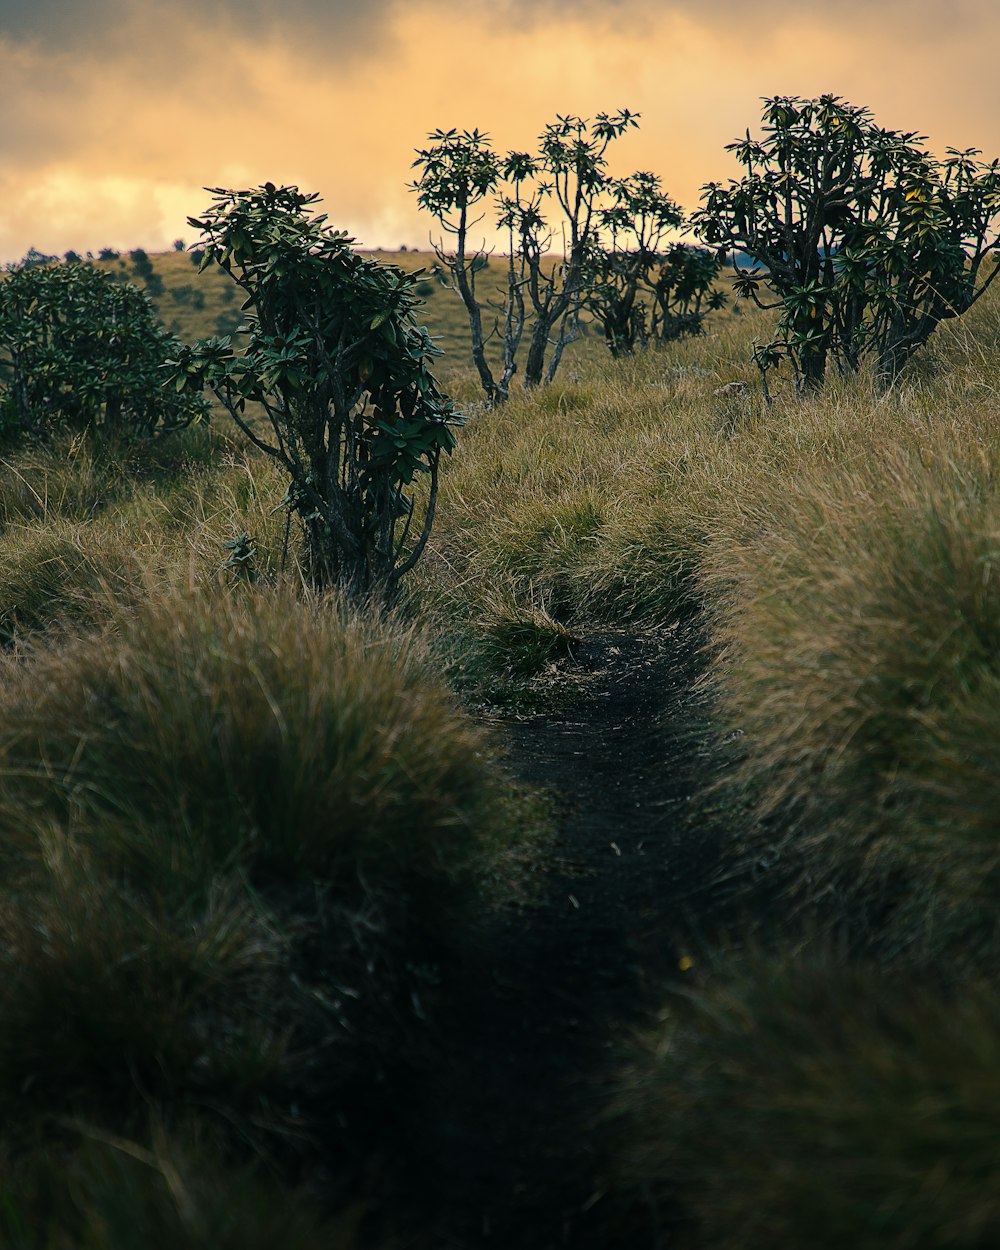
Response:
[523, 317, 552, 389]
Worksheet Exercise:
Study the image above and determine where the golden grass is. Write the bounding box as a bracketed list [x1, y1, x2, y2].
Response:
[0, 577, 541, 1219]
[2, 243, 1000, 1239]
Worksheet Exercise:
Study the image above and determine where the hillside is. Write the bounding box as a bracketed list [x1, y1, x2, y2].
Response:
[87, 245, 745, 400]
[0, 243, 997, 1248]
[91, 246, 592, 386]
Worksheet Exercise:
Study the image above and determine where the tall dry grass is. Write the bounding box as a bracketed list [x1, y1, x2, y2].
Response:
[701, 440, 1000, 955]
[0, 577, 540, 1218]
[610, 947, 1000, 1250]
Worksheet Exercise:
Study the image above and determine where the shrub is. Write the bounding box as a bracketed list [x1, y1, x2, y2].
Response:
[611, 949, 1000, 1250]
[695, 95, 1000, 390]
[177, 184, 459, 598]
[580, 174, 697, 357]
[0, 261, 207, 442]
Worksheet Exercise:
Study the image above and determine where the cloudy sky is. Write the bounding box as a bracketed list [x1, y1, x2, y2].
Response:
[2, 0, 999, 262]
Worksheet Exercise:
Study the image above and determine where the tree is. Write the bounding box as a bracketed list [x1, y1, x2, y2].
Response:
[579, 172, 719, 357]
[173, 184, 459, 600]
[0, 259, 207, 441]
[693, 95, 1000, 391]
[579, 175, 725, 358]
[412, 110, 641, 400]
[410, 128, 506, 402]
[647, 244, 727, 344]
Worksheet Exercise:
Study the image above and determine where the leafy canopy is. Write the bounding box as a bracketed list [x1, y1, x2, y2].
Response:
[174, 184, 459, 597]
[694, 94, 1000, 390]
[0, 260, 207, 441]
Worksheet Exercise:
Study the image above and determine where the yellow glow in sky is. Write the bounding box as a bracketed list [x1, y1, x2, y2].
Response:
[3, 0, 1000, 262]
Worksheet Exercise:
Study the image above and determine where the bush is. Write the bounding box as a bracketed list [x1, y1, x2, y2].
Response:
[178, 184, 459, 598]
[695, 95, 1000, 390]
[0, 261, 207, 442]
[611, 949, 1000, 1250]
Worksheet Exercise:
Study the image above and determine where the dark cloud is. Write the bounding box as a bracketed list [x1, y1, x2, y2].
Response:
[2, 0, 999, 263]
[1, 0, 991, 61]
[0, 0, 398, 50]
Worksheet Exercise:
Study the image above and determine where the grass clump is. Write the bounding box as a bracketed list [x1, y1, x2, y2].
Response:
[483, 605, 580, 677]
[611, 948, 1000, 1250]
[0, 1129, 355, 1250]
[0, 580, 537, 1191]
[704, 447, 1000, 957]
[0, 580, 525, 915]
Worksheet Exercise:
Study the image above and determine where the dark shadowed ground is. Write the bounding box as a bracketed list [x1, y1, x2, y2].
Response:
[383, 624, 728, 1248]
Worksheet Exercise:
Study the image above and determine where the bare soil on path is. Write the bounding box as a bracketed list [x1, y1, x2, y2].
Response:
[395, 624, 727, 1248]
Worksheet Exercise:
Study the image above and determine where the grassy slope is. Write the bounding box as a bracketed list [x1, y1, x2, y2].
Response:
[97, 246, 604, 393]
[1, 248, 1000, 1243]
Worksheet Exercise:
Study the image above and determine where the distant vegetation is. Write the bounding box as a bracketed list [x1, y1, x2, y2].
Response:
[412, 111, 724, 400]
[695, 94, 1000, 392]
[0, 260, 206, 441]
[0, 93, 998, 1246]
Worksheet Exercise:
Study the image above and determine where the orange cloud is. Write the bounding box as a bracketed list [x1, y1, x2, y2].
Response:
[2, 1, 1000, 262]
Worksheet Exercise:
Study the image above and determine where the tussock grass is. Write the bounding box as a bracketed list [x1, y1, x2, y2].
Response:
[611, 948, 1000, 1250]
[701, 429, 1000, 956]
[0, 1129, 355, 1250]
[0, 580, 523, 909]
[475, 581, 581, 677]
[418, 344, 745, 629]
[0, 424, 223, 528]
[0, 437, 294, 644]
[0, 579, 538, 1196]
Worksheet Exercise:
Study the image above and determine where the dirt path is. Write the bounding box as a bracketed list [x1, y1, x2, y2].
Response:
[397, 625, 725, 1248]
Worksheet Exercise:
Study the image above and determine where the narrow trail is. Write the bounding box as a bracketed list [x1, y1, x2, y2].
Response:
[399, 625, 726, 1248]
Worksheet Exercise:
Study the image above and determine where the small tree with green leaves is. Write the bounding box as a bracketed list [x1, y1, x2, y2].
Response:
[0, 259, 207, 441]
[173, 184, 459, 599]
[647, 243, 727, 344]
[693, 94, 1000, 391]
[412, 110, 641, 400]
[410, 128, 507, 401]
[580, 172, 687, 356]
